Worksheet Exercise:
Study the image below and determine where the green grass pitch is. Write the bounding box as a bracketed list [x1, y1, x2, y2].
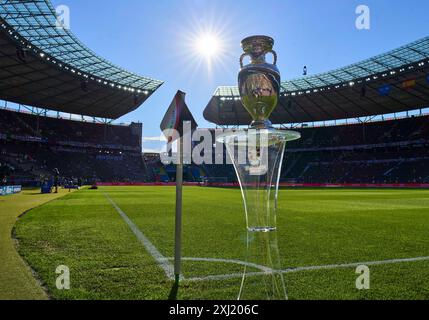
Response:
[13, 186, 429, 300]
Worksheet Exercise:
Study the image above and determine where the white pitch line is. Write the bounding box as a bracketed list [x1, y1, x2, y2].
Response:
[180, 257, 272, 273]
[282, 256, 429, 274]
[177, 256, 429, 282]
[104, 193, 176, 280]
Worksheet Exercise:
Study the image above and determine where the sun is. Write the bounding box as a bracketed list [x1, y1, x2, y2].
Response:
[194, 33, 221, 59]
[174, 10, 235, 76]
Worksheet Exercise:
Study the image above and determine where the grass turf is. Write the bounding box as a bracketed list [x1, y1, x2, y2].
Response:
[0, 188, 74, 300]
[13, 186, 429, 300]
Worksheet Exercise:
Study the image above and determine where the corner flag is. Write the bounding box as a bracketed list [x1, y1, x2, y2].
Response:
[160, 90, 198, 142]
[160, 91, 197, 284]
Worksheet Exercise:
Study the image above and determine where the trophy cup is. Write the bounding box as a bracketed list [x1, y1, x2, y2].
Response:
[218, 36, 300, 300]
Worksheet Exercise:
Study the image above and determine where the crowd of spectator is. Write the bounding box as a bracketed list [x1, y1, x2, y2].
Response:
[204, 115, 429, 184]
[282, 115, 429, 184]
[0, 108, 141, 148]
[1, 107, 428, 186]
[0, 108, 148, 185]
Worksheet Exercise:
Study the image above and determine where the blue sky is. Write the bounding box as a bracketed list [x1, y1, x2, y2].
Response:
[51, 0, 429, 145]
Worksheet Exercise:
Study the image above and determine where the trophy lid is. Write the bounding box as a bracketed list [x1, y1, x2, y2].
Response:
[241, 35, 274, 55]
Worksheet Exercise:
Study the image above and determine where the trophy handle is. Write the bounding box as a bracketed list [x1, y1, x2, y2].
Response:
[268, 50, 278, 66]
[240, 53, 249, 69]
[240, 51, 278, 67]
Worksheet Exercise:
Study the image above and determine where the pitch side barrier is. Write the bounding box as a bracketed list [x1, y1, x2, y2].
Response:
[280, 183, 429, 189]
[0, 185, 22, 196]
[97, 182, 201, 187]
[97, 182, 429, 188]
[201, 183, 429, 189]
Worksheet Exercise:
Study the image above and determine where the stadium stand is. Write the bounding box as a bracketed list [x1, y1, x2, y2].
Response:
[0, 108, 148, 185]
[143, 153, 170, 182]
[282, 115, 429, 184]
[203, 35, 429, 187]
[3, 109, 426, 186]
[143, 153, 209, 183]
[201, 114, 429, 185]
[0, 0, 163, 187]
[1, 1, 427, 188]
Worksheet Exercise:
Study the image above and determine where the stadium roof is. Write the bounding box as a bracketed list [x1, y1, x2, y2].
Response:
[204, 36, 429, 126]
[0, 0, 163, 119]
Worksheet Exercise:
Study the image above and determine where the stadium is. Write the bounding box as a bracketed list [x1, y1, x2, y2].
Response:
[1, 0, 429, 302]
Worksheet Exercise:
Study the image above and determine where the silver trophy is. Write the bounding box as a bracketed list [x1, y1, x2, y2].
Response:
[239, 35, 280, 129]
[218, 36, 300, 300]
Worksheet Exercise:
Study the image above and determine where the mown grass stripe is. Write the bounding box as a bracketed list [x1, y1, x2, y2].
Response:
[104, 193, 176, 280]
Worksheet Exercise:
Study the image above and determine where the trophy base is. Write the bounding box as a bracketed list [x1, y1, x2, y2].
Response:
[217, 127, 301, 148]
[217, 126, 301, 300]
[250, 119, 274, 129]
[248, 226, 276, 233]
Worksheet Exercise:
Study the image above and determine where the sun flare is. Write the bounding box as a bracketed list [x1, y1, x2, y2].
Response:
[175, 11, 234, 76]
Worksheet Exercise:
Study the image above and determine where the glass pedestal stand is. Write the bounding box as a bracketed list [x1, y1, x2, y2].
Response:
[218, 128, 300, 300]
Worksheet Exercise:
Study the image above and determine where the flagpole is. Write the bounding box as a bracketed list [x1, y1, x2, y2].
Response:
[174, 136, 183, 283]
[160, 91, 197, 285]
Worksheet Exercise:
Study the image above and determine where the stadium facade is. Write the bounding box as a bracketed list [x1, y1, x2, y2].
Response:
[196, 36, 429, 187]
[204, 36, 429, 126]
[0, 0, 163, 119]
[0, 0, 162, 186]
